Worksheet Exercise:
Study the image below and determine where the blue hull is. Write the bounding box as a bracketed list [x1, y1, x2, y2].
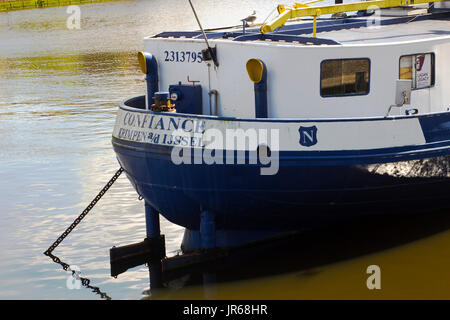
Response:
[112, 137, 450, 231]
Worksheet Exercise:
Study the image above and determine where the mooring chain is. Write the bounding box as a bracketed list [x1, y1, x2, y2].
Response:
[44, 167, 124, 255]
[46, 251, 112, 300]
[43, 167, 124, 300]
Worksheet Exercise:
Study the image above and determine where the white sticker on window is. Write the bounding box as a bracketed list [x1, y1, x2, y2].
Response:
[415, 54, 432, 89]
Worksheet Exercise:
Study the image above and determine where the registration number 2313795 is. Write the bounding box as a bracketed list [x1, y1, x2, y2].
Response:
[164, 50, 203, 63]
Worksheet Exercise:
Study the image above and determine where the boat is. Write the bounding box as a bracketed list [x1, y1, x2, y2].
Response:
[111, 0, 450, 253]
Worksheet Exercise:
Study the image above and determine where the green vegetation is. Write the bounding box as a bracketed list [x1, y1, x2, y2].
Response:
[0, 0, 121, 12]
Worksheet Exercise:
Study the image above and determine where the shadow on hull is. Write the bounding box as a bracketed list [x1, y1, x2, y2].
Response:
[113, 139, 450, 231]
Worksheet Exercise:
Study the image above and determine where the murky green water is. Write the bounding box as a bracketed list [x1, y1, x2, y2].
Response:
[1, 0, 450, 300]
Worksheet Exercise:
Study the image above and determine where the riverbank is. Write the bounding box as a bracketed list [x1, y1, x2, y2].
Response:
[0, 0, 121, 12]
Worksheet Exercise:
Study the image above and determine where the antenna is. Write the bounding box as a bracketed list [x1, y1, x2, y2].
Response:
[187, 0, 219, 67]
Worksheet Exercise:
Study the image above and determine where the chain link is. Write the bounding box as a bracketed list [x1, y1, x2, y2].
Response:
[43, 167, 123, 300]
[44, 167, 124, 255]
[46, 251, 111, 300]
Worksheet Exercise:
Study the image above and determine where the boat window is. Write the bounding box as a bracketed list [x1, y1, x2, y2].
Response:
[320, 58, 370, 97]
[399, 53, 435, 89]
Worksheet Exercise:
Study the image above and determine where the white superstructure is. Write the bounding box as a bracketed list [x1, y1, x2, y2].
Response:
[143, 11, 450, 119]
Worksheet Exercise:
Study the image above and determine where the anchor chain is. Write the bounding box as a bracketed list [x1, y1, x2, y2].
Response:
[43, 167, 124, 300]
[44, 167, 124, 255]
[46, 251, 112, 300]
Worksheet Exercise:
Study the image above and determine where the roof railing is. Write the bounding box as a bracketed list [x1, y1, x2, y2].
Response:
[260, 0, 447, 36]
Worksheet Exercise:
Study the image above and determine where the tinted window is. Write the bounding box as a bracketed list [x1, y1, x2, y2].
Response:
[321, 59, 370, 97]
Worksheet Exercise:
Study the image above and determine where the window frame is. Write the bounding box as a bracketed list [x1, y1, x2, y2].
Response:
[320, 58, 371, 98]
[398, 52, 435, 90]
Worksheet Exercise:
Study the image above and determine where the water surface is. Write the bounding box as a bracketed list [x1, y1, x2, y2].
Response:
[1, 0, 450, 300]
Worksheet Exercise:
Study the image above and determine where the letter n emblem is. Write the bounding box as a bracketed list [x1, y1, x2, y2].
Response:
[299, 126, 318, 147]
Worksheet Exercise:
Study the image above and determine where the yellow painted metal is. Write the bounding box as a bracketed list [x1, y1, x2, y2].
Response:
[293, 0, 325, 9]
[137, 51, 147, 74]
[260, 0, 446, 34]
[246, 59, 264, 83]
[313, 16, 317, 37]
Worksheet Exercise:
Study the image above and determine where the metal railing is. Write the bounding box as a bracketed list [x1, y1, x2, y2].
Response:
[260, 0, 447, 35]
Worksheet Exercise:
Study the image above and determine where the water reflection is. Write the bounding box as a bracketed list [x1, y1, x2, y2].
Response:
[45, 251, 111, 300]
[142, 208, 450, 299]
[1, 51, 137, 75]
[1, 0, 449, 300]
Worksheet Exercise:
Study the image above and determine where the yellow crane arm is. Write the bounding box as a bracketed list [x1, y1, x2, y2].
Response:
[260, 0, 446, 34]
